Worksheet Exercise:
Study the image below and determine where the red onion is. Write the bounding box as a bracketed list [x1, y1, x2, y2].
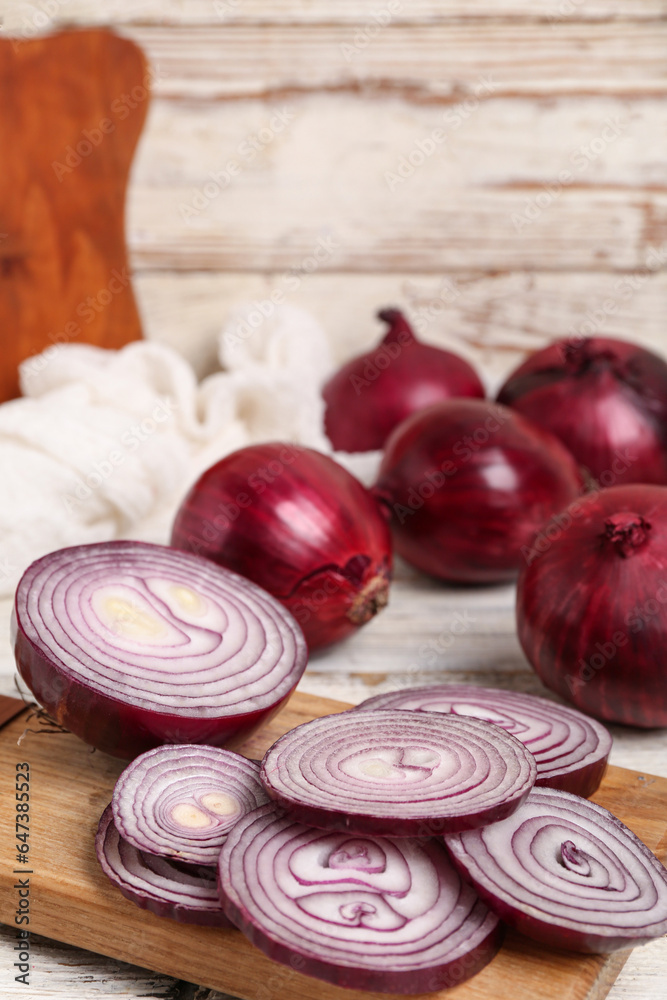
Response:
[260, 710, 537, 836]
[517, 484, 667, 728]
[217, 801, 503, 993]
[374, 399, 583, 583]
[353, 684, 611, 798]
[12, 540, 307, 758]
[96, 805, 232, 927]
[497, 336, 667, 486]
[322, 308, 486, 453]
[171, 443, 392, 650]
[112, 745, 268, 866]
[444, 787, 667, 953]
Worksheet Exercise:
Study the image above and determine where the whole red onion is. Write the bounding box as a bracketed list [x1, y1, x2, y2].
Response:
[517, 484, 667, 728]
[322, 308, 485, 452]
[497, 336, 667, 486]
[171, 443, 392, 650]
[374, 399, 583, 583]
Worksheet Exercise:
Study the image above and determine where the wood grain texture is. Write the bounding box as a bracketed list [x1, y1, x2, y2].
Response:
[0, 29, 147, 401]
[6, 0, 667, 26]
[1, 692, 666, 1000]
[114, 25, 667, 101]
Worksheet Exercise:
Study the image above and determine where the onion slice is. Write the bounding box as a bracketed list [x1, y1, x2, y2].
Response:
[354, 685, 611, 798]
[260, 710, 537, 836]
[217, 802, 503, 993]
[444, 787, 667, 953]
[96, 805, 232, 927]
[112, 745, 269, 866]
[12, 540, 307, 758]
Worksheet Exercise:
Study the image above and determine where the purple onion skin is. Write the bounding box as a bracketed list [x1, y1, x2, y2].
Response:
[323, 308, 486, 453]
[12, 620, 297, 760]
[374, 399, 583, 584]
[517, 484, 667, 728]
[171, 443, 392, 650]
[497, 337, 667, 486]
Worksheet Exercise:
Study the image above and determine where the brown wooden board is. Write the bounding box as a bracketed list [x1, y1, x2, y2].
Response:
[0, 29, 146, 402]
[0, 690, 666, 1000]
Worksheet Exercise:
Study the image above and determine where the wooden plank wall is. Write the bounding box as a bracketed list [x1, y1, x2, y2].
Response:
[3, 0, 666, 386]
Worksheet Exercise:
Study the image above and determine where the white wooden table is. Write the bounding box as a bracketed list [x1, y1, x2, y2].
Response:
[1, 0, 666, 995]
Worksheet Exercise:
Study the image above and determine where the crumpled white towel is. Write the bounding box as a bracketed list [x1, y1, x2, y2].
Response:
[0, 303, 381, 598]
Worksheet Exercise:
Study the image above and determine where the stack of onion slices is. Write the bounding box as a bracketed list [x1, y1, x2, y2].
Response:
[444, 787, 667, 953]
[97, 745, 269, 925]
[259, 710, 537, 836]
[96, 805, 232, 926]
[353, 684, 612, 798]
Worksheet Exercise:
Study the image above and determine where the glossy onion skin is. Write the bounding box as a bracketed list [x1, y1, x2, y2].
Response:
[353, 684, 611, 798]
[12, 541, 307, 759]
[497, 336, 667, 486]
[444, 788, 667, 953]
[374, 399, 583, 583]
[171, 443, 392, 650]
[322, 309, 486, 453]
[218, 802, 503, 993]
[517, 484, 667, 728]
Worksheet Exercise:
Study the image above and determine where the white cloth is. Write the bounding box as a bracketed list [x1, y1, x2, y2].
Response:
[0, 304, 381, 597]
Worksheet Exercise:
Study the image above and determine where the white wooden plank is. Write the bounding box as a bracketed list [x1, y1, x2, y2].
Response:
[105, 25, 667, 100]
[121, 93, 666, 273]
[132, 269, 667, 388]
[3, 0, 665, 27]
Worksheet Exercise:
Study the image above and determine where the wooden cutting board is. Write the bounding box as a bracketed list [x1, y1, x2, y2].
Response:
[0, 691, 665, 1000]
[0, 29, 147, 402]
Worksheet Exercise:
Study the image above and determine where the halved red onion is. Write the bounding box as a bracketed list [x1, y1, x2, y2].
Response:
[354, 685, 611, 798]
[12, 540, 307, 758]
[96, 805, 232, 927]
[217, 801, 503, 993]
[260, 710, 537, 836]
[112, 745, 269, 866]
[444, 787, 667, 953]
